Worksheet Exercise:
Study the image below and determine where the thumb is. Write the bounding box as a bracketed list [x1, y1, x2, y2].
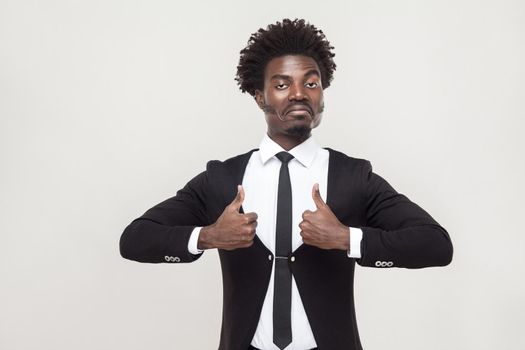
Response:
[229, 184, 245, 212]
[312, 183, 326, 209]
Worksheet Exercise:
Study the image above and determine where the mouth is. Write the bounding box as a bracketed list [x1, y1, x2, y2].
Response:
[285, 106, 313, 118]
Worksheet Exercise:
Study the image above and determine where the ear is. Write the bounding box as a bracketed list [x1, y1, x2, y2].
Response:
[255, 89, 264, 109]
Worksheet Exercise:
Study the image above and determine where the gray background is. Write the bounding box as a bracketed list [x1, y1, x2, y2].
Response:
[1, 0, 524, 349]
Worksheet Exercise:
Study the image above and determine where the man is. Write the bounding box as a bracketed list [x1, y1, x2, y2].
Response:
[120, 18, 453, 350]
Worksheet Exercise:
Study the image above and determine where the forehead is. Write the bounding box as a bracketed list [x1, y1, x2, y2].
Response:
[264, 55, 320, 79]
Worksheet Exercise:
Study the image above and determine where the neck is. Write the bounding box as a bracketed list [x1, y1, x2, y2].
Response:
[267, 131, 311, 151]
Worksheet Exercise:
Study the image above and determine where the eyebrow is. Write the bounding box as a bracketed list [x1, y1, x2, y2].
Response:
[270, 69, 321, 81]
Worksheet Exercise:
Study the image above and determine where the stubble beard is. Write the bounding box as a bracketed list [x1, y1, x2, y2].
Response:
[286, 124, 311, 138]
[262, 103, 324, 139]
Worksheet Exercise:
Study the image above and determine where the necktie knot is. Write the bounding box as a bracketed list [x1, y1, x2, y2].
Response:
[276, 151, 294, 165]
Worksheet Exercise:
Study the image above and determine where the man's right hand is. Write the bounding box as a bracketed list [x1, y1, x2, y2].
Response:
[197, 185, 258, 250]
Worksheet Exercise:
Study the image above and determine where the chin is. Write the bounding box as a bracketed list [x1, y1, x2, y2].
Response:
[286, 125, 311, 138]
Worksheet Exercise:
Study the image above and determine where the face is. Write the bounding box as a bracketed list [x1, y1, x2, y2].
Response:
[255, 55, 324, 141]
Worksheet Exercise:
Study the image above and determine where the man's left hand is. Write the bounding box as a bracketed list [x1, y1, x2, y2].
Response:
[299, 183, 350, 251]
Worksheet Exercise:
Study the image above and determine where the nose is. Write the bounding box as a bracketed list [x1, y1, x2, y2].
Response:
[288, 82, 308, 101]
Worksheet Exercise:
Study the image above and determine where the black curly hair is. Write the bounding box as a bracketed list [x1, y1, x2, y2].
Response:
[235, 18, 336, 98]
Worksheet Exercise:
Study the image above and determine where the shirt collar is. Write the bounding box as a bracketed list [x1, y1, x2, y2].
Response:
[258, 132, 320, 168]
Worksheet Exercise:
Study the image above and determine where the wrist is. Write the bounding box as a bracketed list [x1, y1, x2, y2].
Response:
[198, 224, 216, 250]
[339, 225, 350, 251]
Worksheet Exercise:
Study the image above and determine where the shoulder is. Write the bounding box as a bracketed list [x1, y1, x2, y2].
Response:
[323, 147, 371, 171]
[204, 148, 259, 174]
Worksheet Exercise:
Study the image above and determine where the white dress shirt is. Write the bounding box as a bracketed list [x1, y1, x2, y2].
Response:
[188, 133, 363, 350]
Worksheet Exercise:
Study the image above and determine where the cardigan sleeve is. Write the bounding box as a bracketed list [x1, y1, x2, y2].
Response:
[357, 160, 453, 269]
[119, 166, 211, 264]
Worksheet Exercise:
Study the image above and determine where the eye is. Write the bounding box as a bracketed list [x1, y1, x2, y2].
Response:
[305, 82, 319, 89]
[275, 83, 288, 90]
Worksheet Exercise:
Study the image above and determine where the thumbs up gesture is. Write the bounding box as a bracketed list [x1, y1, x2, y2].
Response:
[299, 183, 351, 251]
[198, 185, 258, 251]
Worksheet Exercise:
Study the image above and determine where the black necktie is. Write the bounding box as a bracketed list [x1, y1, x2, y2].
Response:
[273, 151, 294, 350]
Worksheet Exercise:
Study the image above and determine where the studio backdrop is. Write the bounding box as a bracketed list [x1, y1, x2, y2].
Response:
[1, 0, 524, 349]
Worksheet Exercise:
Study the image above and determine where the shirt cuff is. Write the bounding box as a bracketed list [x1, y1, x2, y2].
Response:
[188, 226, 204, 255]
[347, 227, 363, 258]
